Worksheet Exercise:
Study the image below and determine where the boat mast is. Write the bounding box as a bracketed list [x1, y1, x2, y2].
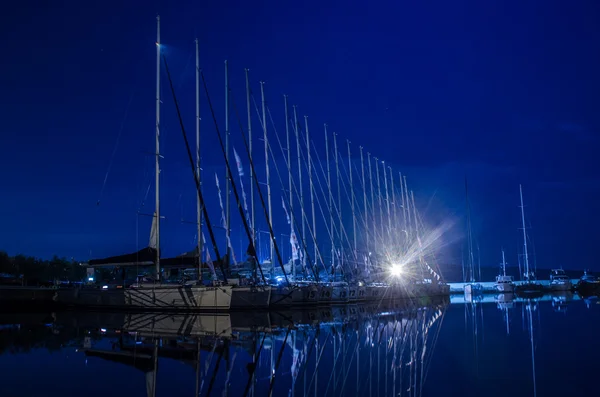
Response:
[411, 190, 425, 280]
[305, 116, 317, 267]
[367, 152, 375, 250]
[465, 178, 474, 283]
[195, 38, 202, 276]
[285, 95, 293, 278]
[333, 132, 342, 278]
[389, 166, 397, 233]
[359, 147, 368, 251]
[260, 82, 273, 265]
[294, 106, 306, 274]
[245, 70, 255, 248]
[403, 175, 411, 240]
[325, 125, 334, 273]
[410, 191, 420, 243]
[154, 15, 161, 280]
[382, 161, 391, 237]
[347, 140, 357, 256]
[501, 248, 507, 277]
[375, 157, 385, 240]
[225, 61, 230, 269]
[519, 184, 530, 281]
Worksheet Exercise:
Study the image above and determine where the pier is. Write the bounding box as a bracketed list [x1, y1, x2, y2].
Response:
[448, 279, 580, 293]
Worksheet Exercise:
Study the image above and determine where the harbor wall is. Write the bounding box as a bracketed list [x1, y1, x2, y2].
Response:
[0, 286, 59, 310]
[448, 279, 579, 293]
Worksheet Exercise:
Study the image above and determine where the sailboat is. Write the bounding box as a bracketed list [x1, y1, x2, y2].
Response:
[77, 16, 233, 310]
[514, 184, 545, 298]
[495, 249, 514, 293]
[463, 179, 482, 299]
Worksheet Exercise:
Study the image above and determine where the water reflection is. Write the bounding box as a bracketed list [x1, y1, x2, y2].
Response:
[0, 298, 447, 397]
[1, 294, 599, 396]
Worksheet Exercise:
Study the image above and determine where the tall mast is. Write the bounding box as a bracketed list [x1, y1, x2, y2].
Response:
[399, 172, 406, 235]
[285, 96, 293, 277]
[412, 190, 425, 282]
[334, 132, 342, 276]
[260, 82, 273, 264]
[465, 178, 474, 283]
[154, 15, 161, 280]
[224, 60, 231, 268]
[382, 160, 391, 237]
[403, 175, 411, 240]
[325, 125, 334, 272]
[374, 157, 384, 240]
[519, 184, 530, 281]
[411, 191, 419, 242]
[501, 248, 507, 277]
[293, 106, 305, 273]
[245, 70, 257, 281]
[347, 140, 357, 255]
[245, 70, 255, 246]
[195, 38, 202, 276]
[360, 147, 368, 250]
[389, 166, 397, 232]
[305, 116, 317, 266]
[367, 152, 375, 250]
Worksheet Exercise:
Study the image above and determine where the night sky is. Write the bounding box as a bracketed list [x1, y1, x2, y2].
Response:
[1, 0, 598, 272]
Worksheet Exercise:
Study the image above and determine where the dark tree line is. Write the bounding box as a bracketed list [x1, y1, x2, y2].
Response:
[0, 251, 87, 285]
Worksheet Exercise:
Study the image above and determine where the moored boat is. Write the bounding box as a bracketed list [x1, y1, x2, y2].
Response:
[576, 270, 600, 296]
[496, 276, 514, 293]
[230, 285, 271, 309]
[330, 281, 350, 303]
[495, 250, 514, 293]
[514, 282, 545, 298]
[549, 269, 572, 291]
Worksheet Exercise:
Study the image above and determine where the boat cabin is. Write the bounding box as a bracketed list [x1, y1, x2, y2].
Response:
[550, 269, 569, 282]
[496, 275, 514, 284]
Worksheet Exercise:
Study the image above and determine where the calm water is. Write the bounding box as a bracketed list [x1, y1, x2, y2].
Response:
[0, 294, 598, 396]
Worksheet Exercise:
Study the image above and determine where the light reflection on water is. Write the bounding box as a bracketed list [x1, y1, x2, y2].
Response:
[0, 294, 598, 397]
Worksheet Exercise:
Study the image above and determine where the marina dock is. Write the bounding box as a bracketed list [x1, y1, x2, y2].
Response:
[448, 279, 580, 294]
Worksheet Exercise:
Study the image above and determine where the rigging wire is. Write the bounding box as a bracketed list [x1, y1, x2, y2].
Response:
[97, 90, 136, 206]
[248, 93, 319, 279]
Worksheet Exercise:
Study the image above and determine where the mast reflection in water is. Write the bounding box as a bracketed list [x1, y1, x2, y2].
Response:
[0, 299, 446, 397]
[2, 295, 599, 396]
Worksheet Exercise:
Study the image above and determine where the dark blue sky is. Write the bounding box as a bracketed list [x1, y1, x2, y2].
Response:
[1, 0, 598, 272]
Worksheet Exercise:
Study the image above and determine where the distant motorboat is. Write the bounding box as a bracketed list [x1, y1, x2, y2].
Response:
[496, 275, 514, 293]
[576, 270, 600, 296]
[549, 269, 572, 291]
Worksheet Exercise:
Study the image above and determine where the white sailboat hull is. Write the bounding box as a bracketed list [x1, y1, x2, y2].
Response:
[57, 285, 233, 310]
[291, 285, 319, 305]
[365, 285, 387, 301]
[269, 286, 294, 306]
[318, 285, 333, 303]
[348, 286, 367, 301]
[230, 286, 271, 309]
[126, 285, 232, 309]
[331, 285, 349, 303]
